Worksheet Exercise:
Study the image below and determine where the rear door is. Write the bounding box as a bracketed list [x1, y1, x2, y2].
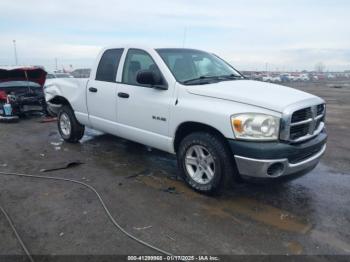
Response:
[87, 48, 124, 134]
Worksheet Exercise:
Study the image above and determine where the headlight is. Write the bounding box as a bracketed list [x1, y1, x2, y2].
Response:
[231, 113, 280, 141]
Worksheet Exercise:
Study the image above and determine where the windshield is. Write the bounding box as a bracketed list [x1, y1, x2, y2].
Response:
[156, 48, 243, 85]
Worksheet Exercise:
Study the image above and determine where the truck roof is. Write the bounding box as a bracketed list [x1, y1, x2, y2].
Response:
[100, 45, 207, 53]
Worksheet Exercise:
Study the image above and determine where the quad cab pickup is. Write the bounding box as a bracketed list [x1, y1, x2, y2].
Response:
[45, 46, 327, 194]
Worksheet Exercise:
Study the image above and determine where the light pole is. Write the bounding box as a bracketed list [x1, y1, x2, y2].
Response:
[13, 40, 18, 65]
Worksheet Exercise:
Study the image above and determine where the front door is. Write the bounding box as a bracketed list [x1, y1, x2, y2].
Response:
[116, 49, 172, 151]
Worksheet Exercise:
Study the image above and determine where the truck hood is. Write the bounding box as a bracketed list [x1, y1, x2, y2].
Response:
[0, 67, 47, 87]
[186, 80, 322, 112]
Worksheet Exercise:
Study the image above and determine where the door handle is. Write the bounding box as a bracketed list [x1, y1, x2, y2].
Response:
[118, 92, 129, 98]
[89, 87, 98, 93]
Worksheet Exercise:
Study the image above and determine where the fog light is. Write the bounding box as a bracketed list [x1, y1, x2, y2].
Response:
[267, 162, 284, 176]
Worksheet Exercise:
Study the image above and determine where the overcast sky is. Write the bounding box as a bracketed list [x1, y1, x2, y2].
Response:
[0, 0, 349, 71]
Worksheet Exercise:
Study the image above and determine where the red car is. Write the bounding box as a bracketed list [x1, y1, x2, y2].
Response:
[0, 67, 47, 121]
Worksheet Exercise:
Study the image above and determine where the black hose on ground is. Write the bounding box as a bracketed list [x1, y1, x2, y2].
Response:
[0, 205, 35, 262]
[0, 170, 173, 261]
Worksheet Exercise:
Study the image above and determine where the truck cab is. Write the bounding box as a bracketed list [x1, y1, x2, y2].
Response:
[45, 46, 327, 194]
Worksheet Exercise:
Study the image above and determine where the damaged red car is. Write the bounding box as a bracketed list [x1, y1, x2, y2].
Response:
[0, 67, 47, 121]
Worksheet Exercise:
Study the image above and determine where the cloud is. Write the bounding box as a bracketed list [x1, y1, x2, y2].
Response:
[0, 0, 349, 71]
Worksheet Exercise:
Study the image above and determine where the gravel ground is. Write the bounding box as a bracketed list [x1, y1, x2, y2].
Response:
[0, 80, 349, 260]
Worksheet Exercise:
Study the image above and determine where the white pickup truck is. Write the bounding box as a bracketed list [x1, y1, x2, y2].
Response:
[45, 46, 327, 194]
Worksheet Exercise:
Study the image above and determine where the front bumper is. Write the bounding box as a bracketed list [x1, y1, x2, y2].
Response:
[0, 105, 19, 121]
[0, 97, 45, 120]
[229, 131, 327, 178]
[0, 115, 19, 121]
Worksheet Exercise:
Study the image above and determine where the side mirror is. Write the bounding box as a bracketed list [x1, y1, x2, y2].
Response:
[136, 70, 168, 90]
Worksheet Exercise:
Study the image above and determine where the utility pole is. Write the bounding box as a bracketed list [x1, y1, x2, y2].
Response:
[55, 58, 58, 71]
[13, 40, 18, 65]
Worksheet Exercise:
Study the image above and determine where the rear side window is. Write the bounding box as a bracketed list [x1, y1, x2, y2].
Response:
[95, 48, 124, 82]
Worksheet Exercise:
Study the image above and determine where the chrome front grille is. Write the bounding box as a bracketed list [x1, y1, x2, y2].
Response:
[290, 123, 309, 140]
[291, 108, 312, 123]
[317, 104, 325, 116]
[280, 102, 326, 143]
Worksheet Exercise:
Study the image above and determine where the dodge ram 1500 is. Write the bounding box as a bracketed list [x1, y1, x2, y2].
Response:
[45, 46, 327, 193]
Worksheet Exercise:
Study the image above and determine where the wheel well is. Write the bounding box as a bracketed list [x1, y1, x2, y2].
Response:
[174, 122, 230, 152]
[49, 96, 71, 106]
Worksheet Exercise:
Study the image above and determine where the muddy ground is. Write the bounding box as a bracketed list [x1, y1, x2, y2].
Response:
[0, 80, 349, 259]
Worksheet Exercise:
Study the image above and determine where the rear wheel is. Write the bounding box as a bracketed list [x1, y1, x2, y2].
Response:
[58, 105, 84, 143]
[177, 132, 236, 194]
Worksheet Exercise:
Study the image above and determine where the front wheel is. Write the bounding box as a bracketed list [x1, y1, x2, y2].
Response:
[58, 105, 85, 143]
[177, 132, 235, 194]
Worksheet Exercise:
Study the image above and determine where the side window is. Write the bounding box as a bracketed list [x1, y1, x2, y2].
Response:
[122, 49, 163, 86]
[95, 48, 123, 82]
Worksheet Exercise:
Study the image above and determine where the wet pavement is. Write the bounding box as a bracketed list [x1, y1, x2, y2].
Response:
[0, 81, 350, 256]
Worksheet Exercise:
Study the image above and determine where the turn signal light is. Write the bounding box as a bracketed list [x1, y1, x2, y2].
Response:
[232, 119, 243, 133]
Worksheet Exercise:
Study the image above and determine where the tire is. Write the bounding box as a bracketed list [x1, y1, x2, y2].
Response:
[58, 105, 85, 143]
[177, 132, 236, 194]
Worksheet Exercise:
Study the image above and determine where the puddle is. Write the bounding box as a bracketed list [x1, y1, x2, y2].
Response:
[135, 163, 350, 253]
[80, 128, 104, 143]
[209, 197, 311, 233]
[311, 230, 350, 253]
[287, 241, 303, 254]
[50, 141, 63, 146]
[49, 125, 350, 250]
[137, 175, 311, 233]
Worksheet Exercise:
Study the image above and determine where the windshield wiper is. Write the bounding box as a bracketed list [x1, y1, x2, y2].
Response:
[217, 74, 244, 80]
[183, 74, 244, 85]
[183, 76, 220, 85]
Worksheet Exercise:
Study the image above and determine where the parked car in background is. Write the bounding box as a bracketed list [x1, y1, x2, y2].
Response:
[327, 74, 336, 80]
[262, 75, 272, 82]
[54, 72, 73, 78]
[251, 73, 263, 81]
[299, 74, 310, 81]
[46, 73, 56, 79]
[46, 72, 73, 79]
[0, 67, 47, 121]
[270, 75, 281, 83]
[262, 75, 281, 83]
[316, 74, 326, 81]
[71, 68, 91, 78]
[289, 73, 300, 81]
[280, 74, 291, 82]
[45, 46, 327, 194]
